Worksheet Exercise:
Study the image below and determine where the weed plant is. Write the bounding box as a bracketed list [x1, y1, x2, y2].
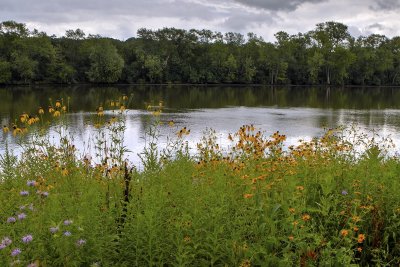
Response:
[1, 97, 400, 266]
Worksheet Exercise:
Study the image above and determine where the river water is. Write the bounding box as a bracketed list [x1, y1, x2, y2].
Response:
[1, 85, 400, 165]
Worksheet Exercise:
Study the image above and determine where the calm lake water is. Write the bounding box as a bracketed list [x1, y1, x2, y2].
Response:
[1, 85, 400, 165]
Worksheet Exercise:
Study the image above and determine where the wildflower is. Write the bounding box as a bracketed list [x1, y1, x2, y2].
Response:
[353, 226, 359, 232]
[20, 113, 28, 123]
[239, 259, 251, 267]
[62, 106, 67, 112]
[55, 100, 62, 108]
[20, 191, 29, 196]
[41, 191, 49, 197]
[358, 234, 365, 243]
[49, 227, 59, 234]
[341, 190, 348, 195]
[18, 213, 27, 220]
[0, 244, 6, 250]
[1, 237, 12, 246]
[22, 235, 33, 243]
[289, 208, 296, 214]
[38, 107, 44, 114]
[357, 247, 363, 252]
[302, 214, 311, 221]
[76, 239, 86, 246]
[53, 110, 61, 117]
[3, 125, 9, 133]
[27, 180, 36, 187]
[48, 106, 55, 113]
[11, 248, 21, 257]
[296, 186, 304, 191]
[7, 217, 16, 223]
[27, 263, 38, 267]
[64, 219, 73, 225]
[288, 235, 294, 241]
[340, 229, 349, 237]
[120, 105, 126, 111]
[64, 231, 72, 236]
[352, 216, 361, 223]
[243, 193, 253, 199]
[183, 236, 191, 243]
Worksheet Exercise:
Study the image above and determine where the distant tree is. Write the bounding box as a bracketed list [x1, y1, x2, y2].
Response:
[87, 40, 124, 83]
[65, 29, 86, 40]
[0, 60, 11, 83]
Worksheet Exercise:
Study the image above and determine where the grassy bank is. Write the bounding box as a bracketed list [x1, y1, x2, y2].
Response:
[1, 101, 400, 266]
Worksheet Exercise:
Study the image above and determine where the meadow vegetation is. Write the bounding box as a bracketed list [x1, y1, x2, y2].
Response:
[2, 96, 400, 266]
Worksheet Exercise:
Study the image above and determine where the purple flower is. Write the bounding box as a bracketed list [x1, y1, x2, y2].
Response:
[0, 243, 6, 250]
[76, 239, 86, 246]
[21, 234, 33, 243]
[17, 213, 26, 220]
[11, 248, 21, 257]
[341, 190, 348, 196]
[2, 237, 12, 246]
[7, 217, 16, 223]
[41, 191, 49, 197]
[49, 227, 59, 234]
[63, 231, 72, 237]
[27, 263, 38, 267]
[27, 180, 36, 187]
[63, 219, 73, 226]
[20, 191, 29, 196]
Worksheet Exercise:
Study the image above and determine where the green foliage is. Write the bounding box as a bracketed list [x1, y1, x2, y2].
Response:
[0, 20, 400, 85]
[87, 40, 124, 83]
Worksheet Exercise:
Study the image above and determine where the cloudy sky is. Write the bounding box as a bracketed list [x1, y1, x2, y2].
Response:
[0, 0, 399, 41]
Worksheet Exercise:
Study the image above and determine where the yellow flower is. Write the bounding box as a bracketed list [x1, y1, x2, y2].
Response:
[239, 259, 251, 267]
[120, 105, 126, 111]
[122, 95, 128, 101]
[38, 107, 44, 114]
[358, 234, 365, 243]
[340, 229, 349, 237]
[3, 125, 9, 133]
[20, 113, 28, 123]
[168, 120, 175, 127]
[296, 186, 304, 191]
[289, 208, 296, 214]
[53, 110, 61, 117]
[62, 106, 67, 112]
[243, 193, 253, 199]
[55, 100, 61, 108]
[302, 214, 311, 221]
[49, 106, 55, 113]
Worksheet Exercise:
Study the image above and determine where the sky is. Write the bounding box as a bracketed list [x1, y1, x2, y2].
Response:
[0, 0, 399, 41]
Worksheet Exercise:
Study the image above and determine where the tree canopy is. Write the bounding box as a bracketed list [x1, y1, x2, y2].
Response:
[1, 20, 400, 85]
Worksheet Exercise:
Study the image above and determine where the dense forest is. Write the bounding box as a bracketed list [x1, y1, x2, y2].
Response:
[0, 20, 400, 85]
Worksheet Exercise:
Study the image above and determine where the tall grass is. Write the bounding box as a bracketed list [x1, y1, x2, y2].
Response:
[1, 98, 400, 266]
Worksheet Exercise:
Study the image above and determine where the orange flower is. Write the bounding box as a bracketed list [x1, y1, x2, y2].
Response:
[302, 214, 311, 221]
[288, 235, 294, 241]
[243, 194, 253, 199]
[358, 234, 365, 243]
[289, 208, 296, 214]
[340, 229, 349, 237]
[353, 226, 359, 232]
[296, 186, 304, 191]
[357, 247, 363, 252]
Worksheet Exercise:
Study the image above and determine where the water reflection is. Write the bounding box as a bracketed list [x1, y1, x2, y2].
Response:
[1, 85, 400, 165]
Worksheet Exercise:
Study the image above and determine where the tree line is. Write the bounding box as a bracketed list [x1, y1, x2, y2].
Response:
[0, 20, 399, 85]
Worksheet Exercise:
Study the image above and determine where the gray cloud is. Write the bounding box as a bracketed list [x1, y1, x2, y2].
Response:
[371, 0, 400, 10]
[0, 0, 399, 41]
[368, 23, 386, 31]
[232, 0, 327, 11]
